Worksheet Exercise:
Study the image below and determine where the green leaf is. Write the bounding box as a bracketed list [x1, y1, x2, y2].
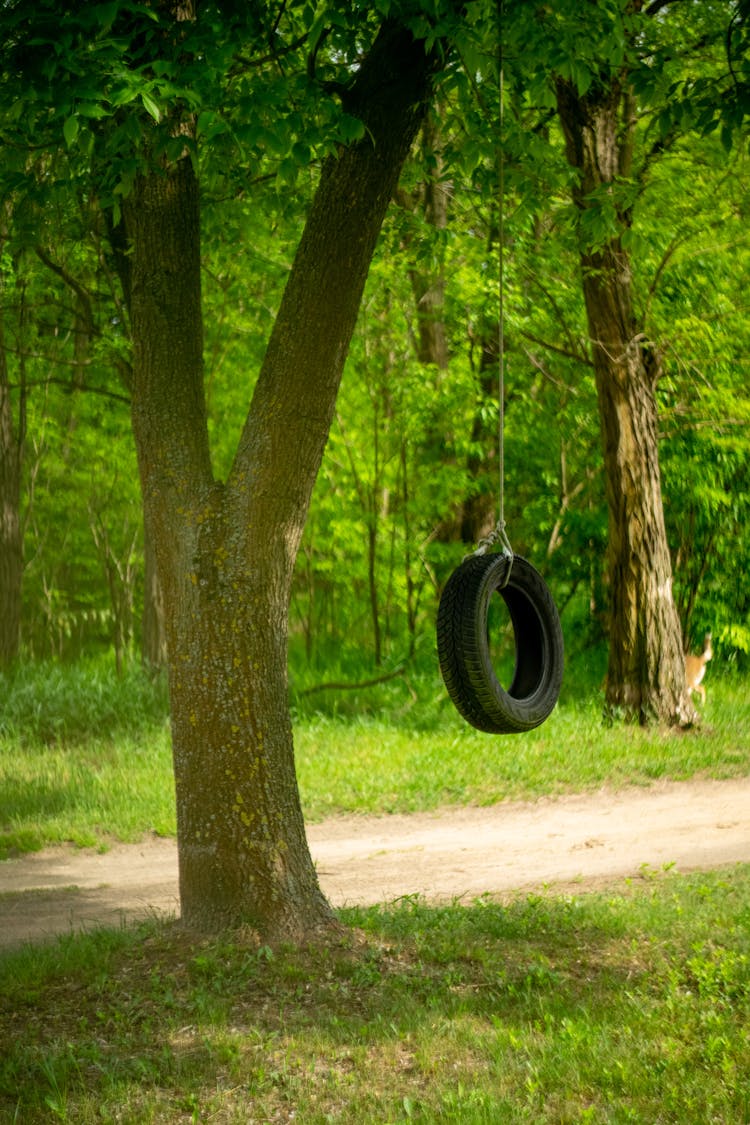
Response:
[338, 114, 366, 143]
[197, 110, 228, 140]
[277, 157, 298, 186]
[77, 102, 109, 119]
[63, 115, 79, 147]
[140, 91, 161, 123]
[292, 141, 311, 165]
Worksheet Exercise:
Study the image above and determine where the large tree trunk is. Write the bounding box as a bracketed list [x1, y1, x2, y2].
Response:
[122, 20, 439, 936]
[556, 78, 694, 725]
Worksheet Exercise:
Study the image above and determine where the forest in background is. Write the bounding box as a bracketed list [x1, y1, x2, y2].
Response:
[1, 0, 749, 684]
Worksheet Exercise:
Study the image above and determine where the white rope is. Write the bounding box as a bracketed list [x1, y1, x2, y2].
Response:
[473, 37, 512, 568]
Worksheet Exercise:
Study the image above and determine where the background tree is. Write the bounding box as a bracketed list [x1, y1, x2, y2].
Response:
[554, 66, 691, 725]
[500, 0, 746, 723]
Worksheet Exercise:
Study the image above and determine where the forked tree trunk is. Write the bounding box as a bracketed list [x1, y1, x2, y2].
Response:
[122, 21, 439, 936]
[556, 78, 695, 725]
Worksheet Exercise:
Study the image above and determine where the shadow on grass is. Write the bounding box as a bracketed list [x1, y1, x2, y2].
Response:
[2, 873, 749, 1121]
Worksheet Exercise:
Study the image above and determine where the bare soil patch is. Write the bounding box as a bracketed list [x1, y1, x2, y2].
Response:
[1, 777, 749, 949]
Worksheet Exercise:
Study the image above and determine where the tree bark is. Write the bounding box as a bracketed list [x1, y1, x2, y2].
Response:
[555, 78, 694, 725]
[122, 19, 440, 936]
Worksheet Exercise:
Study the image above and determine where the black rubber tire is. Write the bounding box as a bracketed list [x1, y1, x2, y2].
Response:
[437, 553, 564, 733]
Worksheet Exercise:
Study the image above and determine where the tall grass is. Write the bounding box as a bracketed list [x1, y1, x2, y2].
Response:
[1, 652, 748, 857]
[0, 657, 169, 745]
[0, 659, 173, 856]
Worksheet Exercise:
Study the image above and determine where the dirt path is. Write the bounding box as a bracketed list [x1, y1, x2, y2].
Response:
[1, 777, 749, 949]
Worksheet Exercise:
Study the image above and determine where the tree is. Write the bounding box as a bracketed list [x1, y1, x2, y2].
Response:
[0, 0, 472, 935]
[123, 14, 452, 933]
[502, 0, 744, 724]
[553, 72, 692, 725]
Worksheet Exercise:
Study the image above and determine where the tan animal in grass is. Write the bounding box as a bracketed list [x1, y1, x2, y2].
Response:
[685, 631, 713, 704]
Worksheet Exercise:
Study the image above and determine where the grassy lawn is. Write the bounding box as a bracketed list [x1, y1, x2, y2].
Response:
[0, 658, 748, 858]
[1, 659, 749, 1121]
[1, 867, 749, 1122]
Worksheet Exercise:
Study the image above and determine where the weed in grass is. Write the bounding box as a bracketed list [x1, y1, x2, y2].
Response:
[38, 1053, 73, 1121]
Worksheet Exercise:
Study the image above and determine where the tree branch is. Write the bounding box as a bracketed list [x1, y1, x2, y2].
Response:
[228, 19, 442, 564]
[299, 665, 406, 696]
[34, 245, 95, 336]
[519, 328, 593, 367]
[7, 376, 130, 405]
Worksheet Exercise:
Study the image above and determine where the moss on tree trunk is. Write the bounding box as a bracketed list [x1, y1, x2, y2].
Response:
[122, 20, 441, 935]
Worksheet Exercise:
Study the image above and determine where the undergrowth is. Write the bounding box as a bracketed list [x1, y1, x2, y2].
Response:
[0, 658, 169, 746]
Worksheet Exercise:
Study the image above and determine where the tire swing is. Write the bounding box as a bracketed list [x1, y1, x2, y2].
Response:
[437, 547, 564, 734]
[436, 70, 564, 733]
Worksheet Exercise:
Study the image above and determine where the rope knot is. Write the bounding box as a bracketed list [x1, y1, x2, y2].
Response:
[471, 519, 513, 560]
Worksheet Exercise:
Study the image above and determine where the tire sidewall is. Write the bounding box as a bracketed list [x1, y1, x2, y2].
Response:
[438, 552, 564, 734]
[475, 554, 562, 730]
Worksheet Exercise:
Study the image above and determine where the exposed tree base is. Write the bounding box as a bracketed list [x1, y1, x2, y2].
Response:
[602, 693, 700, 729]
[174, 904, 345, 947]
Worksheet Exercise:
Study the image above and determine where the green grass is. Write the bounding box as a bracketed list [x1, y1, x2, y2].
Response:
[1, 657, 749, 857]
[1, 657, 749, 1121]
[0, 731, 175, 855]
[1, 867, 749, 1122]
[0, 658, 169, 745]
[295, 682, 750, 817]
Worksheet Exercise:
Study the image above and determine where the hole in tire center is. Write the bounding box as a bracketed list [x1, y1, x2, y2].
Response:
[487, 591, 517, 690]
